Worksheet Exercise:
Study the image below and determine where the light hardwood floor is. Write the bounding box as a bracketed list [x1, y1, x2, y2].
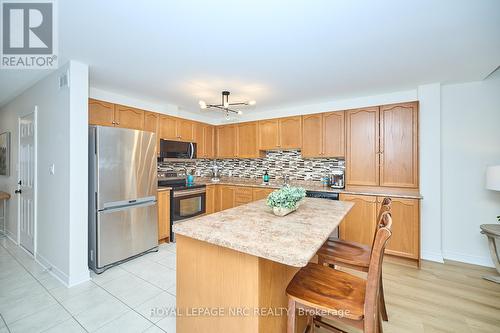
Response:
[320, 259, 500, 333]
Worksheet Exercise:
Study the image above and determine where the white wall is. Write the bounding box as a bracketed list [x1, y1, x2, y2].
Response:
[0, 61, 89, 286]
[417, 83, 444, 262]
[441, 73, 500, 267]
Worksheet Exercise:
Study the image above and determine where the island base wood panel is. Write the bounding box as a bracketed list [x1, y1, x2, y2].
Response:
[176, 235, 307, 333]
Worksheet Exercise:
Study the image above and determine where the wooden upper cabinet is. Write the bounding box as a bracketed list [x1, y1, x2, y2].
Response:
[379, 102, 419, 188]
[279, 116, 302, 149]
[323, 111, 345, 157]
[177, 119, 194, 142]
[114, 104, 145, 130]
[302, 112, 344, 158]
[194, 122, 205, 157]
[237, 122, 259, 158]
[258, 116, 302, 151]
[159, 116, 177, 140]
[339, 194, 378, 246]
[346, 107, 380, 186]
[144, 112, 159, 133]
[216, 125, 237, 158]
[144, 112, 160, 155]
[89, 99, 115, 126]
[302, 114, 323, 157]
[379, 197, 419, 259]
[258, 119, 280, 150]
[204, 126, 215, 158]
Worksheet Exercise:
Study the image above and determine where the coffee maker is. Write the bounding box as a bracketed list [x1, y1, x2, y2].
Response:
[330, 169, 345, 189]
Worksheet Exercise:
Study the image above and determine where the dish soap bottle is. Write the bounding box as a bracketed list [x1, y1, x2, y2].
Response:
[263, 170, 270, 184]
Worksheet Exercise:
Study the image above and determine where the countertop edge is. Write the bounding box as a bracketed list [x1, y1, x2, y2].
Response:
[198, 179, 423, 199]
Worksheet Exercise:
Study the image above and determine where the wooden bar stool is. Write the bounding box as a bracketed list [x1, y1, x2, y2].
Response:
[317, 198, 392, 321]
[286, 213, 393, 333]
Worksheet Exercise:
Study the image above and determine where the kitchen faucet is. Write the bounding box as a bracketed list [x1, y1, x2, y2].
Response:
[283, 173, 290, 185]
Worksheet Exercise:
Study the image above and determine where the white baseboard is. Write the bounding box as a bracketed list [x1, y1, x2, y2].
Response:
[67, 272, 91, 288]
[35, 252, 71, 287]
[35, 252, 90, 288]
[6, 230, 18, 245]
[443, 250, 494, 268]
[421, 250, 444, 263]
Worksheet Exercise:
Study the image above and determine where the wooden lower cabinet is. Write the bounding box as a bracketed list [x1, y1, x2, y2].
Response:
[205, 185, 216, 215]
[339, 194, 378, 246]
[218, 185, 235, 211]
[234, 187, 253, 206]
[253, 188, 274, 201]
[157, 190, 171, 242]
[339, 193, 420, 261]
[379, 197, 420, 259]
[210, 185, 276, 213]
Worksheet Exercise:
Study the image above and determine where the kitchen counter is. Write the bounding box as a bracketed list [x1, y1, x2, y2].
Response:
[195, 176, 423, 199]
[174, 198, 353, 332]
[157, 186, 172, 192]
[173, 197, 353, 267]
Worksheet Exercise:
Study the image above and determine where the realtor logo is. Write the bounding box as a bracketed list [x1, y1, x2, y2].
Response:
[1, 0, 57, 69]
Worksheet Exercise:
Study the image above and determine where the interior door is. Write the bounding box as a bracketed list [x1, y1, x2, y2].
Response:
[18, 112, 36, 254]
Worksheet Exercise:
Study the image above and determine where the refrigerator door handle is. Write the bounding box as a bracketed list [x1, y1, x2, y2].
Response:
[101, 200, 156, 214]
[101, 196, 157, 212]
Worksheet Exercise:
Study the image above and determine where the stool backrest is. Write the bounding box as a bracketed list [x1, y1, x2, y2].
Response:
[364, 214, 392, 333]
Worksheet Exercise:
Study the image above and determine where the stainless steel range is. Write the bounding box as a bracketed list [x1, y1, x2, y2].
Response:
[158, 173, 206, 241]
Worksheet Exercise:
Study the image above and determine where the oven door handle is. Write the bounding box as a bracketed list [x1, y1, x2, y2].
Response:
[173, 188, 206, 197]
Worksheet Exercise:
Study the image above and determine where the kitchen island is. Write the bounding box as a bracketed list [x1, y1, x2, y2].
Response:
[173, 198, 354, 333]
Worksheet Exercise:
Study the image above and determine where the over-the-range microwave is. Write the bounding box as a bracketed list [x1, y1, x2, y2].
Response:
[159, 139, 197, 159]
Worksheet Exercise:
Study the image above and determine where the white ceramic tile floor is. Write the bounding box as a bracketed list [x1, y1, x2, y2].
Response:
[0, 237, 177, 332]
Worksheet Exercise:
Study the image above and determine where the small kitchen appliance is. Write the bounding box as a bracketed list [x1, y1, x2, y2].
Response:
[330, 169, 345, 189]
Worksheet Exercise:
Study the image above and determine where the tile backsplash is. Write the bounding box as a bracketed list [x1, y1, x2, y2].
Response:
[158, 150, 344, 181]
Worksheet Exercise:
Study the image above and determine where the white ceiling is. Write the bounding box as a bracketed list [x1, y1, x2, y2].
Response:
[1, 0, 499, 115]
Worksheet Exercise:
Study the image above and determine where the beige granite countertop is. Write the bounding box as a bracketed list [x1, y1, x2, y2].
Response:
[195, 177, 422, 199]
[173, 198, 354, 267]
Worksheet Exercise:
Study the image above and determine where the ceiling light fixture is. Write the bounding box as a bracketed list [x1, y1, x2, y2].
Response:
[198, 91, 256, 115]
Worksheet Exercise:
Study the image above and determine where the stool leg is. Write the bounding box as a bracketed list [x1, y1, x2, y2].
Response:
[379, 272, 389, 321]
[287, 298, 296, 333]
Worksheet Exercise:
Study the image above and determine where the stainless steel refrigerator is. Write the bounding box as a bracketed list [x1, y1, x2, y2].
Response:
[88, 126, 158, 273]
